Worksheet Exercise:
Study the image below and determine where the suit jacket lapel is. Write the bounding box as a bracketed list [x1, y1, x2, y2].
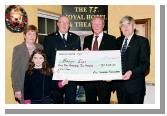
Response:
[88, 35, 94, 50]
[57, 32, 63, 40]
[67, 32, 74, 48]
[56, 32, 65, 45]
[126, 34, 136, 52]
[122, 34, 137, 59]
[99, 33, 106, 50]
[67, 32, 72, 43]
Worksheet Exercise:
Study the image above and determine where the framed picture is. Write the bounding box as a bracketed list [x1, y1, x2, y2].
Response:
[135, 18, 151, 44]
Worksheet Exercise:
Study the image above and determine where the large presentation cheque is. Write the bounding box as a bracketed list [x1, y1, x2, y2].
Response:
[53, 50, 123, 81]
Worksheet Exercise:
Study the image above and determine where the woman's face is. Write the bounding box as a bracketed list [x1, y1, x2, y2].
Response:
[32, 53, 44, 69]
[24, 30, 37, 44]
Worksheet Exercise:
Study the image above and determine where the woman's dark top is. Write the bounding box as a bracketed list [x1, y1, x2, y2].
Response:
[24, 68, 57, 101]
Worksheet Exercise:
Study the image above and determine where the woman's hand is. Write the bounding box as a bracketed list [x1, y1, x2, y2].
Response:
[15, 91, 22, 100]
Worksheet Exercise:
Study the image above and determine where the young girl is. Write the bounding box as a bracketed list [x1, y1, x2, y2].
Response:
[24, 49, 56, 104]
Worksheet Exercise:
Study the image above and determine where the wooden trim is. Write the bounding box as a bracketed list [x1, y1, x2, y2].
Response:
[135, 18, 151, 45]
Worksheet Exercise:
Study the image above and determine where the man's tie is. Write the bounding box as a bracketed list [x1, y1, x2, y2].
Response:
[121, 38, 128, 74]
[92, 36, 99, 50]
[62, 34, 67, 47]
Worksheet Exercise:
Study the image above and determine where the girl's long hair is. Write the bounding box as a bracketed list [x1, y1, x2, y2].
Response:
[27, 49, 52, 76]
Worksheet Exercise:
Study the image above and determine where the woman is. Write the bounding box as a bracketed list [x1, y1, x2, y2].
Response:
[11, 25, 43, 103]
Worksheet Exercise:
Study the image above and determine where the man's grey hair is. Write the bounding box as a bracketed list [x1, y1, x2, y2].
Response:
[120, 15, 135, 24]
[58, 15, 70, 23]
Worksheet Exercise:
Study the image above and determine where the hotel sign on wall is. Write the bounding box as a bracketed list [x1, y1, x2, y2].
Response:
[62, 5, 108, 31]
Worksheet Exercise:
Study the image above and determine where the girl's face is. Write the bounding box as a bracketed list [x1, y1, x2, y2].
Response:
[32, 53, 44, 69]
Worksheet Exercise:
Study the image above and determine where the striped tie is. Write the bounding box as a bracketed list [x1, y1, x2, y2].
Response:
[121, 38, 128, 73]
[62, 34, 67, 47]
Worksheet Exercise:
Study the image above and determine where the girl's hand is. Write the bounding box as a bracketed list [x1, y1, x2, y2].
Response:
[61, 79, 68, 86]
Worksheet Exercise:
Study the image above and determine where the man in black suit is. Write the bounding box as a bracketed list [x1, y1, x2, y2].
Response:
[116, 16, 150, 104]
[83, 16, 117, 104]
[43, 16, 81, 104]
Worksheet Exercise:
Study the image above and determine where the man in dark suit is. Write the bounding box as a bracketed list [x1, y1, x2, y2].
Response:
[116, 16, 150, 104]
[43, 16, 81, 104]
[83, 16, 117, 104]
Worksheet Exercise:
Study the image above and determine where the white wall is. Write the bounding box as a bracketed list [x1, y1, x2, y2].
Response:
[144, 84, 155, 104]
